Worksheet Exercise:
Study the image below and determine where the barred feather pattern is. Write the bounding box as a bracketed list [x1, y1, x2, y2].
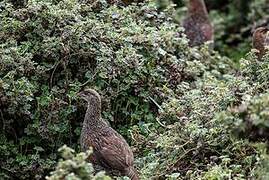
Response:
[80, 89, 139, 179]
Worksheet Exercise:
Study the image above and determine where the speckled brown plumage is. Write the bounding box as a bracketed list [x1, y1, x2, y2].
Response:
[182, 0, 214, 47]
[78, 89, 139, 180]
[253, 27, 269, 59]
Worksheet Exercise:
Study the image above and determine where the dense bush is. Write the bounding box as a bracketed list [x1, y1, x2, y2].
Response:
[1, 0, 269, 179]
[46, 145, 111, 180]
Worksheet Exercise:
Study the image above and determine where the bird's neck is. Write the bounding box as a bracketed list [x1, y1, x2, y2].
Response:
[83, 102, 104, 130]
[188, 0, 209, 17]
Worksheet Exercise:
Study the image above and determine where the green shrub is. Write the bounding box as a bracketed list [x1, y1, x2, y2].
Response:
[46, 145, 111, 180]
[1, 0, 269, 179]
[0, 0, 210, 178]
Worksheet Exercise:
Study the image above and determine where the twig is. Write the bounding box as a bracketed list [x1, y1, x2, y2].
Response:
[167, 147, 197, 171]
[49, 60, 62, 88]
[0, 110, 4, 132]
[149, 96, 164, 112]
[79, 71, 98, 87]
[148, 96, 166, 128]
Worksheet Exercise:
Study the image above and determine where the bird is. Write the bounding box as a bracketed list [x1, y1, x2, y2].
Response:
[182, 0, 214, 47]
[78, 89, 139, 180]
[252, 26, 269, 59]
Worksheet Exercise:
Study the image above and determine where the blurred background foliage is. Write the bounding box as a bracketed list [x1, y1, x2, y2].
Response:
[158, 0, 269, 61]
[1, 0, 269, 179]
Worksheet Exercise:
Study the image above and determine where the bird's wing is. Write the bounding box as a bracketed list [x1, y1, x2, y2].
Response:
[96, 128, 134, 171]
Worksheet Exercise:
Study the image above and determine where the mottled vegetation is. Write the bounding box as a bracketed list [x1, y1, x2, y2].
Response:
[1, 0, 269, 179]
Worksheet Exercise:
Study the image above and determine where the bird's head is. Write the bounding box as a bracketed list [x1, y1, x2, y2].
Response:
[253, 26, 269, 53]
[78, 89, 101, 104]
[253, 27, 269, 39]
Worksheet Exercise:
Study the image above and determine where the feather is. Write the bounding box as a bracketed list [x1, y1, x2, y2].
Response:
[79, 89, 139, 179]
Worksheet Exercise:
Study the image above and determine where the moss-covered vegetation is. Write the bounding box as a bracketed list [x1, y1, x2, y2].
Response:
[1, 0, 269, 179]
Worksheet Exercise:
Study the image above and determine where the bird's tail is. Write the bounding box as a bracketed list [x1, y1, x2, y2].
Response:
[124, 166, 139, 180]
